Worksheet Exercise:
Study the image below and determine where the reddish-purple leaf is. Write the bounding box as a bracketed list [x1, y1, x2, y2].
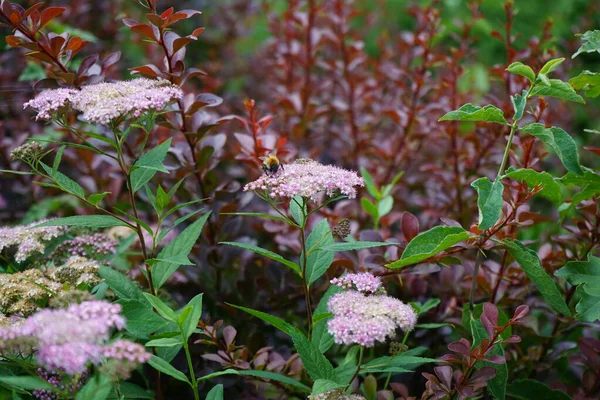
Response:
[469, 366, 497, 384]
[129, 64, 162, 78]
[223, 325, 236, 346]
[77, 54, 99, 76]
[401, 212, 419, 241]
[39, 7, 65, 30]
[485, 354, 506, 364]
[130, 23, 156, 41]
[122, 18, 139, 27]
[503, 335, 521, 344]
[102, 51, 121, 69]
[448, 338, 471, 355]
[434, 366, 453, 388]
[481, 302, 498, 338]
[511, 304, 529, 322]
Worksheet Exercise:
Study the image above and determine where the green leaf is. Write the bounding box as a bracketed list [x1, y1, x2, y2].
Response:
[205, 384, 223, 400]
[99, 266, 144, 301]
[131, 139, 172, 193]
[529, 79, 585, 104]
[506, 379, 571, 400]
[41, 162, 85, 198]
[555, 256, 600, 322]
[0, 376, 54, 391]
[361, 197, 378, 218]
[156, 185, 170, 211]
[182, 293, 203, 339]
[319, 241, 393, 252]
[153, 212, 211, 289]
[75, 374, 112, 400]
[148, 355, 190, 384]
[360, 355, 439, 374]
[521, 123, 583, 175]
[221, 241, 301, 276]
[539, 58, 565, 75]
[415, 323, 453, 329]
[118, 299, 168, 338]
[467, 304, 509, 400]
[438, 103, 508, 125]
[197, 370, 310, 392]
[34, 215, 128, 228]
[511, 90, 527, 121]
[228, 303, 295, 335]
[290, 329, 337, 382]
[88, 192, 110, 206]
[110, 382, 154, 399]
[360, 167, 380, 198]
[311, 379, 344, 396]
[311, 285, 342, 353]
[290, 195, 306, 226]
[52, 145, 65, 175]
[378, 195, 393, 218]
[302, 219, 334, 286]
[471, 177, 504, 230]
[503, 239, 571, 316]
[503, 168, 564, 204]
[412, 298, 441, 314]
[572, 30, 600, 58]
[386, 226, 470, 269]
[506, 62, 535, 83]
[569, 70, 600, 98]
[145, 337, 183, 347]
[143, 293, 178, 322]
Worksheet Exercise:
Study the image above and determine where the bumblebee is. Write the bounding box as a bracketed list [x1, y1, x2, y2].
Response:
[259, 152, 284, 176]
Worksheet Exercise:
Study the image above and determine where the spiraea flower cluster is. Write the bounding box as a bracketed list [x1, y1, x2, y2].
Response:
[309, 390, 366, 400]
[49, 233, 117, 264]
[331, 272, 383, 293]
[23, 88, 78, 120]
[244, 158, 364, 202]
[0, 300, 150, 375]
[327, 272, 417, 348]
[24, 78, 183, 124]
[10, 141, 44, 163]
[0, 220, 66, 263]
[0, 257, 102, 316]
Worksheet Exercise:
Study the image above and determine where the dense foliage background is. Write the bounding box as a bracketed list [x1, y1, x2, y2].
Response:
[2, 0, 600, 399]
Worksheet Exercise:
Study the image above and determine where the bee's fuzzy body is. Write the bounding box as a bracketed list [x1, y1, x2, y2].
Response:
[260, 154, 283, 176]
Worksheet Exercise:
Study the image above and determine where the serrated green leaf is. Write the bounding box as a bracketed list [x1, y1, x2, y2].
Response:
[471, 177, 504, 230]
[41, 162, 85, 198]
[386, 226, 470, 269]
[503, 239, 571, 316]
[439, 103, 508, 125]
[143, 293, 178, 322]
[504, 168, 564, 204]
[319, 241, 392, 252]
[506, 62, 535, 83]
[131, 139, 172, 193]
[312, 285, 342, 353]
[572, 30, 600, 58]
[75, 374, 112, 400]
[197, 370, 310, 392]
[521, 123, 583, 175]
[182, 293, 203, 339]
[311, 379, 344, 396]
[302, 219, 334, 286]
[153, 212, 211, 289]
[529, 79, 585, 104]
[569, 70, 600, 98]
[148, 355, 190, 384]
[88, 192, 110, 206]
[0, 376, 55, 391]
[206, 384, 223, 400]
[539, 58, 565, 75]
[118, 299, 168, 338]
[145, 337, 182, 347]
[221, 241, 301, 276]
[290, 195, 306, 227]
[52, 145, 65, 175]
[360, 355, 439, 374]
[290, 329, 337, 382]
[506, 379, 571, 400]
[98, 265, 144, 301]
[228, 303, 296, 335]
[34, 215, 128, 228]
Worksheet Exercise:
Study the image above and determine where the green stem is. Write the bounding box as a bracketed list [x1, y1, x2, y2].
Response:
[495, 121, 518, 179]
[300, 223, 314, 338]
[183, 338, 200, 400]
[345, 346, 364, 392]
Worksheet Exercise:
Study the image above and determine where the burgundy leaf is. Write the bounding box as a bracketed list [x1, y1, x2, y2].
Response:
[503, 335, 521, 344]
[402, 212, 419, 241]
[485, 354, 506, 364]
[223, 325, 237, 346]
[511, 304, 529, 322]
[77, 54, 99, 76]
[102, 51, 121, 69]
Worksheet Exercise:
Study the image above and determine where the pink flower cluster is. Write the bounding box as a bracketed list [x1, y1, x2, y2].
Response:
[327, 273, 417, 348]
[244, 159, 364, 201]
[23, 88, 78, 120]
[0, 300, 149, 375]
[0, 220, 66, 263]
[50, 233, 117, 263]
[24, 78, 183, 124]
[331, 272, 382, 293]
